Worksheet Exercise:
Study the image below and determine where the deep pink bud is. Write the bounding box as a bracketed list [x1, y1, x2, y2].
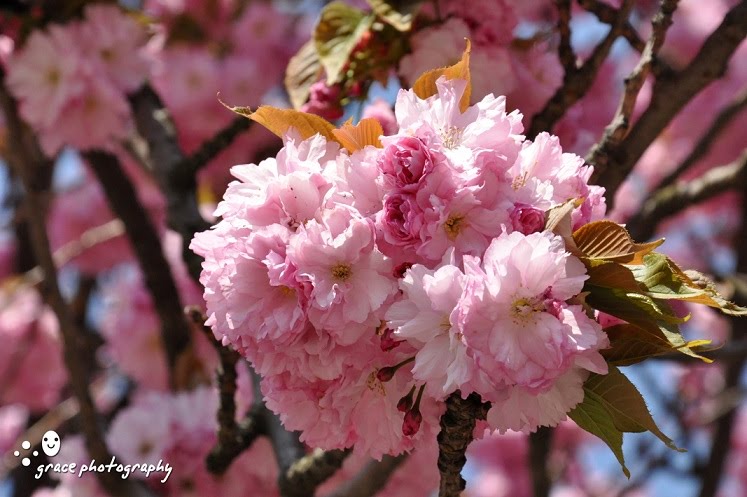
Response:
[510, 203, 545, 235]
[376, 366, 395, 382]
[402, 409, 422, 437]
[393, 262, 413, 279]
[397, 387, 415, 412]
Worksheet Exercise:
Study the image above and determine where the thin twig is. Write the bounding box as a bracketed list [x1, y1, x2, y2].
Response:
[590, 0, 747, 206]
[187, 307, 265, 474]
[626, 150, 747, 240]
[437, 392, 490, 497]
[85, 150, 193, 390]
[527, 0, 634, 138]
[587, 0, 680, 165]
[555, 0, 576, 73]
[180, 115, 253, 176]
[577, 0, 646, 52]
[656, 86, 747, 190]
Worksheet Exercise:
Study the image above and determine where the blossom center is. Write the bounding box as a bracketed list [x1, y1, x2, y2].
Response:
[440, 315, 451, 332]
[444, 214, 465, 240]
[46, 68, 61, 86]
[439, 125, 464, 149]
[511, 171, 528, 190]
[100, 48, 114, 61]
[510, 295, 544, 324]
[366, 371, 386, 396]
[278, 285, 295, 297]
[138, 440, 153, 456]
[331, 263, 353, 281]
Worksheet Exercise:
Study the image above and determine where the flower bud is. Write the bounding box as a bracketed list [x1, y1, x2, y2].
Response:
[510, 203, 545, 235]
[402, 408, 422, 437]
[397, 387, 415, 412]
[376, 366, 395, 382]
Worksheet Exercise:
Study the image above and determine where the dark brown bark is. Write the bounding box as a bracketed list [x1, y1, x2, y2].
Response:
[437, 392, 490, 497]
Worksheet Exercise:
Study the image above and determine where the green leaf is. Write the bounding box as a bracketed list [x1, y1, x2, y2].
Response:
[630, 254, 747, 315]
[314, 3, 374, 84]
[569, 391, 629, 478]
[586, 260, 642, 293]
[584, 367, 685, 453]
[573, 221, 664, 265]
[366, 0, 422, 31]
[586, 286, 686, 327]
[285, 40, 324, 110]
[587, 285, 714, 362]
[603, 324, 713, 366]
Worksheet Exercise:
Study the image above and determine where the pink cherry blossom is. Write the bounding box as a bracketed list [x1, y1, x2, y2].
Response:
[0, 403, 28, 455]
[0, 287, 66, 412]
[301, 81, 344, 121]
[398, 18, 471, 90]
[289, 205, 396, 333]
[6, 25, 84, 129]
[213, 133, 338, 229]
[510, 203, 546, 235]
[462, 231, 605, 389]
[385, 261, 477, 398]
[77, 4, 149, 92]
[442, 0, 518, 46]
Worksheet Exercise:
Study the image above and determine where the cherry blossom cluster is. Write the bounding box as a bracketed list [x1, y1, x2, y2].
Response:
[192, 76, 608, 458]
[5, 4, 149, 154]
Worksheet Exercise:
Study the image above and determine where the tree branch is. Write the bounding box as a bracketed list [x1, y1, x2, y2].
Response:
[586, 0, 679, 165]
[437, 392, 490, 497]
[527, 0, 634, 138]
[626, 150, 747, 240]
[577, 0, 675, 78]
[697, 185, 747, 497]
[128, 85, 211, 283]
[590, 0, 747, 206]
[85, 150, 192, 389]
[284, 448, 352, 497]
[0, 75, 153, 497]
[325, 454, 407, 497]
[656, 86, 747, 191]
[529, 427, 554, 497]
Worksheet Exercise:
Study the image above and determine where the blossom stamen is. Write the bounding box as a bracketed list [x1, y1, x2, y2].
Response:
[330, 263, 353, 281]
[444, 214, 465, 240]
[439, 125, 464, 149]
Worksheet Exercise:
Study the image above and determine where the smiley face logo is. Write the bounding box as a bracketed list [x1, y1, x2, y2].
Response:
[41, 430, 61, 457]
